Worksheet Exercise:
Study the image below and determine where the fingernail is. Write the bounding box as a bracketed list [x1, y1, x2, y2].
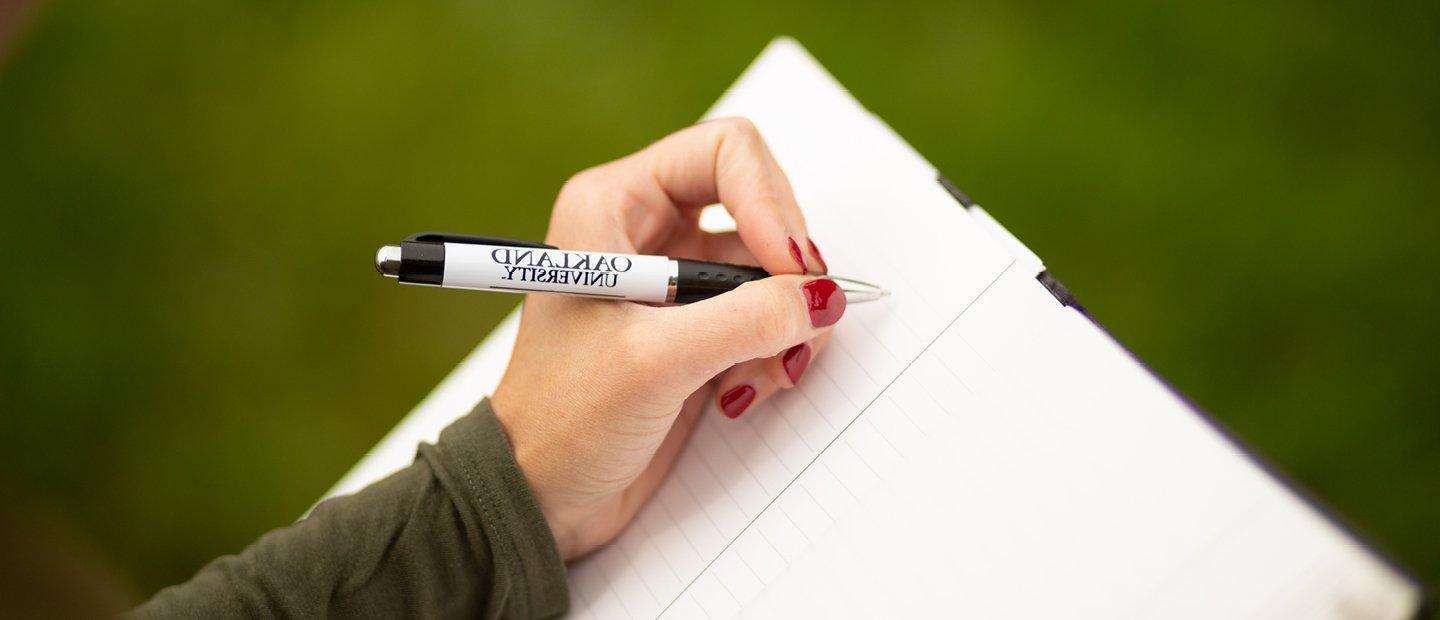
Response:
[807, 239, 828, 274]
[788, 237, 808, 273]
[802, 278, 846, 327]
[720, 385, 756, 418]
[782, 343, 812, 385]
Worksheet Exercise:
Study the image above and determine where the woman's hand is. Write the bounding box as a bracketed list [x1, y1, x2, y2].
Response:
[490, 118, 844, 560]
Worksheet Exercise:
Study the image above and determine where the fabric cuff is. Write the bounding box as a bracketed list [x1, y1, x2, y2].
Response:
[427, 398, 569, 618]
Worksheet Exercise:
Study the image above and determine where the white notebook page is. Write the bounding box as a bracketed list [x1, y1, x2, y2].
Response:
[323, 38, 1422, 619]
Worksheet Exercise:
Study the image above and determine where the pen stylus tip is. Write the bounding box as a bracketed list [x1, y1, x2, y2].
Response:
[376, 245, 402, 278]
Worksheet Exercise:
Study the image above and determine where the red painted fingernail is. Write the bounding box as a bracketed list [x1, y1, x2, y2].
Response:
[802, 278, 846, 327]
[720, 385, 756, 418]
[782, 343, 812, 385]
[788, 237, 808, 272]
[807, 239, 828, 274]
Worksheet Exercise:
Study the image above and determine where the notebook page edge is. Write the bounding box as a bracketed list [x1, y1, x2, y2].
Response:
[1068, 304, 1428, 613]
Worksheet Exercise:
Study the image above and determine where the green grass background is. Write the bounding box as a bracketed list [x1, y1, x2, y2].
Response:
[1, 0, 1436, 600]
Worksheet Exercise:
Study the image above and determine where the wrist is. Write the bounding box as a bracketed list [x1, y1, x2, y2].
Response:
[489, 390, 582, 560]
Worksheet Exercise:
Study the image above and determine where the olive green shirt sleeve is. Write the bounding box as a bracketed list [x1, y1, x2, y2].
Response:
[128, 399, 569, 619]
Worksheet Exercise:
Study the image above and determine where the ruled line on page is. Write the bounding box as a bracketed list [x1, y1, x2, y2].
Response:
[656, 260, 1017, 617]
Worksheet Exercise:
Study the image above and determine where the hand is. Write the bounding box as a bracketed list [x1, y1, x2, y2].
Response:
[490, 118, 844, 560]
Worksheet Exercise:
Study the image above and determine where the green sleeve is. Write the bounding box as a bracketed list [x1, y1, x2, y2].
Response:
[128, 399, 570, 619]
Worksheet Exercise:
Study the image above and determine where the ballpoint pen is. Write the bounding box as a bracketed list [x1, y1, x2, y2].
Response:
[374, 233, 889, 304]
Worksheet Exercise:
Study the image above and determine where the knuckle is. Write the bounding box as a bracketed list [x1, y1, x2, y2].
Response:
[557, 164, 625, 209]
[723, 116, 761, 137]
[750, 281, 801, 351]
[713, 116, 763, 145]
[557, 167, 601, 203]
[750, 184, 784, 211]
[551, 165, 625, 240]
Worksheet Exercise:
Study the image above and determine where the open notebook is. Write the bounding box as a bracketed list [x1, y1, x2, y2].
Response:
[322, 39, 1425, 618]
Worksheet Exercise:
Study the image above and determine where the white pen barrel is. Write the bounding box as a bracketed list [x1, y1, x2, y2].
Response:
[441, 243, 672, 303]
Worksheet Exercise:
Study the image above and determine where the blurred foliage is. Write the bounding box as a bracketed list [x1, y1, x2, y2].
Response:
[1, 0, 1436, 600]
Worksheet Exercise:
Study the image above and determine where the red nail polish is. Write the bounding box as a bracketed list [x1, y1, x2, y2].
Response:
[802, 278, 846, 327]
[807, 239, 828, 274]
[720, 385, 756, 418]
[788, 237, 808, 272]
[782, 343, 812, 385]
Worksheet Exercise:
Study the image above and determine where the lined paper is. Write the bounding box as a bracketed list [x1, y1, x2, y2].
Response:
[639, 265, 1417, 619]
[324, 38, 1422, 619]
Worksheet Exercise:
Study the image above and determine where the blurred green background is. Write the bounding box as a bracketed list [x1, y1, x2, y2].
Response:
[1, 0, 1436, 606]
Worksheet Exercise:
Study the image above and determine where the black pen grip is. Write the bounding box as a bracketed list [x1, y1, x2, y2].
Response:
[673, 259, 770, 303]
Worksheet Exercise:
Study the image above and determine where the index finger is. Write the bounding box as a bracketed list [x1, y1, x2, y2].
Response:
[626, 117, 817, 275]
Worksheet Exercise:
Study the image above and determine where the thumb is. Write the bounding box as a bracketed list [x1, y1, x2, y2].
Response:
[653, 275, 846, 380]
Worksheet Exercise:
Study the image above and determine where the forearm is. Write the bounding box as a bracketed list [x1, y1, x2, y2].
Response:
[129, 400, 569, 619]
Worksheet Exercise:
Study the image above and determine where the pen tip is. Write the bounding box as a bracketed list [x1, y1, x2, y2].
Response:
[879, 289, 892, 297]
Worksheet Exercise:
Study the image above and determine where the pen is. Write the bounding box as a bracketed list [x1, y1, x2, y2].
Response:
[374, 232, 889, 304]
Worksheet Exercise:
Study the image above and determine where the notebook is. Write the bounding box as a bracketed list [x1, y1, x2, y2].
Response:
[321, 38, 1426, 619]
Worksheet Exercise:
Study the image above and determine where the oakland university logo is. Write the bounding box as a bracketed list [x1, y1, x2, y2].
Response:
[491, 248, 632, 287]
